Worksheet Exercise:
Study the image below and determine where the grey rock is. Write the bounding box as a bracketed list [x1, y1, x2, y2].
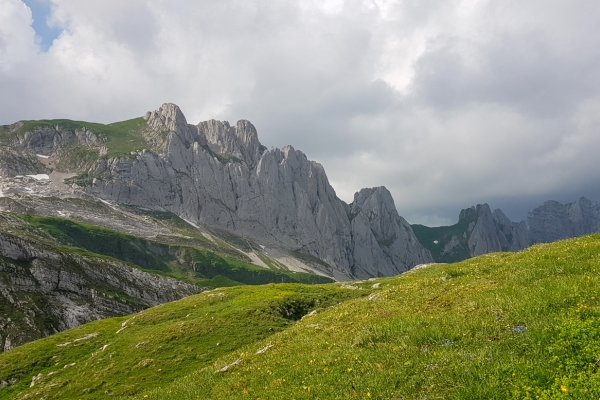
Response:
[85, 104, 432, 279]
[0, 232, 204, 353]
[432, 197, 600, 262]
[349, 187, 432, 277]
[527, 197, 600, 243]
[464, 204, 529, 256]
[0, 147, 49, 176]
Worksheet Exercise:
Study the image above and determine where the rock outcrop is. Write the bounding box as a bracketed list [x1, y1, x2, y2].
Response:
[349, 187, 432, 276]
[527, 197, 600, 243]
[75, 103, 432, 279]
[0, 230, 203, 353]
[414, 197, 600, 263]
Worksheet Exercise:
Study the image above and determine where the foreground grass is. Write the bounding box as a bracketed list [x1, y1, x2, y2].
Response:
[0, 284, 364, 399]
[2, 235, 600, 399]
[145, 235, 600, 399]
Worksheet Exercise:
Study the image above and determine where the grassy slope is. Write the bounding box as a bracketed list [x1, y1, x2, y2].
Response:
[18, 215, 332, 287]
[1, 235, 600, 399]
[411, 212, 478, 263]
[0, 285, 365, 399]
[7, 118, 149, 157]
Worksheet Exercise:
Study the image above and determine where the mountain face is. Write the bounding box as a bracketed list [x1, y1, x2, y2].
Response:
[0, 213, 203, 353]
[0, 103, 434, 351]
[413, 197, 600, 263]
[1, 103, 432, 280]
[527, 198, 600, 243]
[70, 104, 431, 279]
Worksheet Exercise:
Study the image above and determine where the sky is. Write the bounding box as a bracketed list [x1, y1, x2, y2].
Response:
[1, 0, 599, 226]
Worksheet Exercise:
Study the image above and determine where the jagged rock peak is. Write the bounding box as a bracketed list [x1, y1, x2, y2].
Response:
[459, 203, 491, 221]
[198, 118, 264, 166]
[144, 103, 189, 133]
[351, 186, 395, 209]
[143, 104, 266, 166]
[492, 208, 513, 226]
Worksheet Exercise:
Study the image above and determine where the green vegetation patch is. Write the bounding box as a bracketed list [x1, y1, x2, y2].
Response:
[18, 215, 332, 287]
[10, 118, 149, 157]
[130, 234, 600, 399]
[0, 284, 365, 399]
[412, 211, 478, 263]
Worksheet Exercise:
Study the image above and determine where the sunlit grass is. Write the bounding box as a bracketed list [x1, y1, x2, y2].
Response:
[2, 235, 600, 399]
[144, 235, 600, 399]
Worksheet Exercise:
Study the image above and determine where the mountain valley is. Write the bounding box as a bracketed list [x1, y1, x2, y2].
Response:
[1, 103, 600, 370]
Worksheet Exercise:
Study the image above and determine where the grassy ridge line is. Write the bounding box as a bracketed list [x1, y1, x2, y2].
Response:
[0, 284, 366, 399]
[141, 235, 600, 399]
[4, 118, 150, 157]
[19, 215, 333, 287]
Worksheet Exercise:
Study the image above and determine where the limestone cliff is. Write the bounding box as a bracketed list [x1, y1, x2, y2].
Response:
[527, 198, 600, 243]
[413, 198, 600, 263]
[77, 103, 432, 279]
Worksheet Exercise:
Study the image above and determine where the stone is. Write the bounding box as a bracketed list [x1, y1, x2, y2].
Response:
[0, 231, 204, 353]
[84, 104, 433, 279]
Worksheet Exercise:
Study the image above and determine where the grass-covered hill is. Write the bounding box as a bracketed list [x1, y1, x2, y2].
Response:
[0, 210, 332, 353]
[17, 213, 331, 287]
[2, 235, 600, 399]
[411, 211, 479, 263]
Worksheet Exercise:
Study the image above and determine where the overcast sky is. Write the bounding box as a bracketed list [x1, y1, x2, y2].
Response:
[1, 0, 599, 225]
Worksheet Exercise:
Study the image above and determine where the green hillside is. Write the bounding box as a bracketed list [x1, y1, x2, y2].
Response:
[2, 118, 151, 157]
[17, 214, 332, 287]
[412, 211, 478, 263]
[2, 235, 600, 399]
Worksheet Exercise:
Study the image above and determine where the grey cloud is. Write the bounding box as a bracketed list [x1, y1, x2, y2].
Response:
[1, 0, 600, 226]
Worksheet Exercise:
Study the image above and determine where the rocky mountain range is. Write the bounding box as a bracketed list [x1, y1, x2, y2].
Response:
[2, 103, 433, 280]
[0, 103, 433, 351]
[412, 197, 600, 263]
[2, 102, 599, 352]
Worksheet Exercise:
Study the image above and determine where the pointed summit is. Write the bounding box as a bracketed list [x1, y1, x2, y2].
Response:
[144, 103, 189, 134]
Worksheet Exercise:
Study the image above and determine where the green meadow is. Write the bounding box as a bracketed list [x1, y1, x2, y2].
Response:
[2, 235, 600, 399]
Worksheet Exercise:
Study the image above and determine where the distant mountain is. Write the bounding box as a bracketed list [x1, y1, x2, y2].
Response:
[412, 197, 600, 263]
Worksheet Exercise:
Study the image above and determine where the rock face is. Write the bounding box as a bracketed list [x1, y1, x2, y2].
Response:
[76, 103, 432, 279]
[464, 205, 529, 256]
[527, 198, 600, 243]
[349, 188, 432, 277]
[0, 230, 203, 353]
[414, 198, 600, 263]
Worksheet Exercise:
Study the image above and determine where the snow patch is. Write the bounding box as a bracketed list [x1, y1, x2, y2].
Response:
[0, 189, 3, 198]
[259, 244, 265, 250]
[26, 174, 49, 180]
[183, 218, 200, 229]
[98, 198, 118, 211]
[36, 154, 50, 159]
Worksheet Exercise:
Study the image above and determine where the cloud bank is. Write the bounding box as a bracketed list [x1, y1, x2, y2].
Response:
[1, 0, 600, 225]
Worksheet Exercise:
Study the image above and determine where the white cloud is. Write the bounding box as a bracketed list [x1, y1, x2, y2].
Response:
[1, 0, 599, 224]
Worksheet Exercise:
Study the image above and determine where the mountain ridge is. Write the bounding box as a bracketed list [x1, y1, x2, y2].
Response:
[2, 103, 433, 280]
[413, 196, 600, 263]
